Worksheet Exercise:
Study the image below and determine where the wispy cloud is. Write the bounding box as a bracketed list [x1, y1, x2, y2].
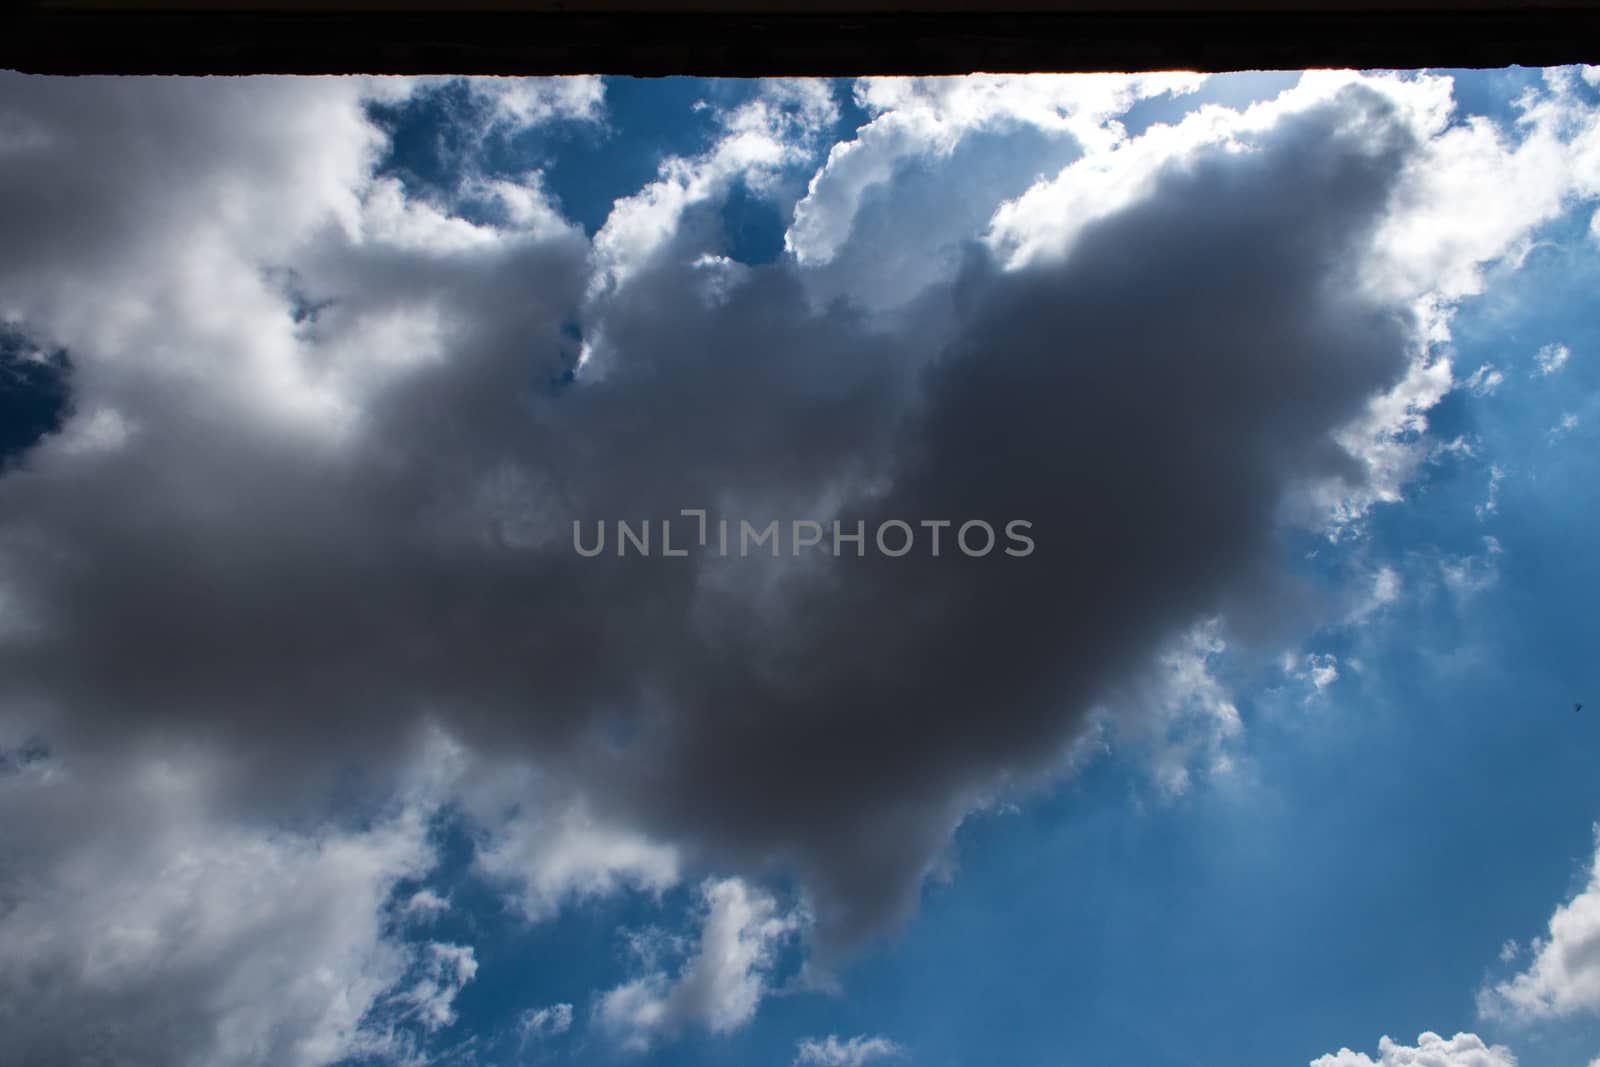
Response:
[1533, 341, 1571, 376]
[520, 1002, 574, 1040]
[1548, 411, 1580, 443]
[1464, 362, 1505, 396]
[795, 1034, 907, 1067]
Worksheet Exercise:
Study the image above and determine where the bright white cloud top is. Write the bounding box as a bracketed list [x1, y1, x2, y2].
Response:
[1311, 1032, 1518, 1067]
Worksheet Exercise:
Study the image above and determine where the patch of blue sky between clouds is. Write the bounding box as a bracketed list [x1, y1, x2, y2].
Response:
[0, 324, 71, 469]
[368, 76, 863, 248]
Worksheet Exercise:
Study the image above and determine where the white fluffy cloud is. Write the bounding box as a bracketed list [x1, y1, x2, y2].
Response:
[789, 73, 1205, 265]
[794, 1034, 906, 1066]
[475, 75, 606, 128]
[475, 796, 683, 922]
[0, 739, 449, 1067]
[1482, 826, 1600, 1021]
[1310, 1031, 1517, 1067]
[596, 877, 806, 1051]
[785, 73, 1205, 311]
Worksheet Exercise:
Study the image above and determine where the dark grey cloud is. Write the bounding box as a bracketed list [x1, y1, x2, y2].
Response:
[583, 88, 1417, 942]
[0, 73, 1419, 970]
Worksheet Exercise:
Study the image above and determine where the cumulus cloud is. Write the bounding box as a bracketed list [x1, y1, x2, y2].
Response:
[0, 69, 1439, 951]
[1481, 825, 1600, 1021]
[474, 791, 683, 922]
[596, 878, 805, 1051]
[0, 736, 449, 1067]
[2, 66, 1600, 1057]
[1310, 1031, 1517, 1067]
[789, 74, 1205, 266]
[795, 1033, 906, 1066]
[476, 75, 606, 128]
[787, 73, 1204, 310]
[972, 66, 1600, 541]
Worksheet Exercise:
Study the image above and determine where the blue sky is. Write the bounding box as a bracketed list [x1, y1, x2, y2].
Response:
[2, 69, 1600, 1067]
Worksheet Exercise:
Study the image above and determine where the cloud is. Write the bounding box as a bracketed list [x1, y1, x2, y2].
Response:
[1303, 653, 1342, 692]
[1548, 412, 1581, 442]
[786, 73, 1204, 311]
[1096, 619, 1245, 797]
[789, 74, 1205, 267]
[1350, 565, 1404, 622]
[794, 1033, 907, 1066]
[2, 67, 1600, 1055]
[0, 737, 449, 1067]
[1310, 1031, 1517, 1067]
[977, 67, 1600, 541]
[596, 878, 805, 1050]
[402, 888, 452, 920]
[475, 75, 606, 129]
[520, 1001, 574, 1039]
[400, 942, 479, 1032]
[1439, 536, 1505, 598]
[1481, 825, 1600, 1021]
[1477, 465, 1507, 521]
[0, 69, 1516, 955]
[474, 791, 683, 922]
[1533, 342, 1571, 376]
[1464, 363, 1505, 396]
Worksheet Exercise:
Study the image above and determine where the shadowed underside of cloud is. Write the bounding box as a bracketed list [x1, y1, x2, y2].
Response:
[2, 68, 1593, 1064]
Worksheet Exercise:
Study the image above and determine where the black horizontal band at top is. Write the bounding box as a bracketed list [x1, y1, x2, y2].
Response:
[4, 4, 1600, 77]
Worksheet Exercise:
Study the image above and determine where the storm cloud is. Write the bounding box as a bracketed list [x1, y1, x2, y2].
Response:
[4, 69, 1596, 1064]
